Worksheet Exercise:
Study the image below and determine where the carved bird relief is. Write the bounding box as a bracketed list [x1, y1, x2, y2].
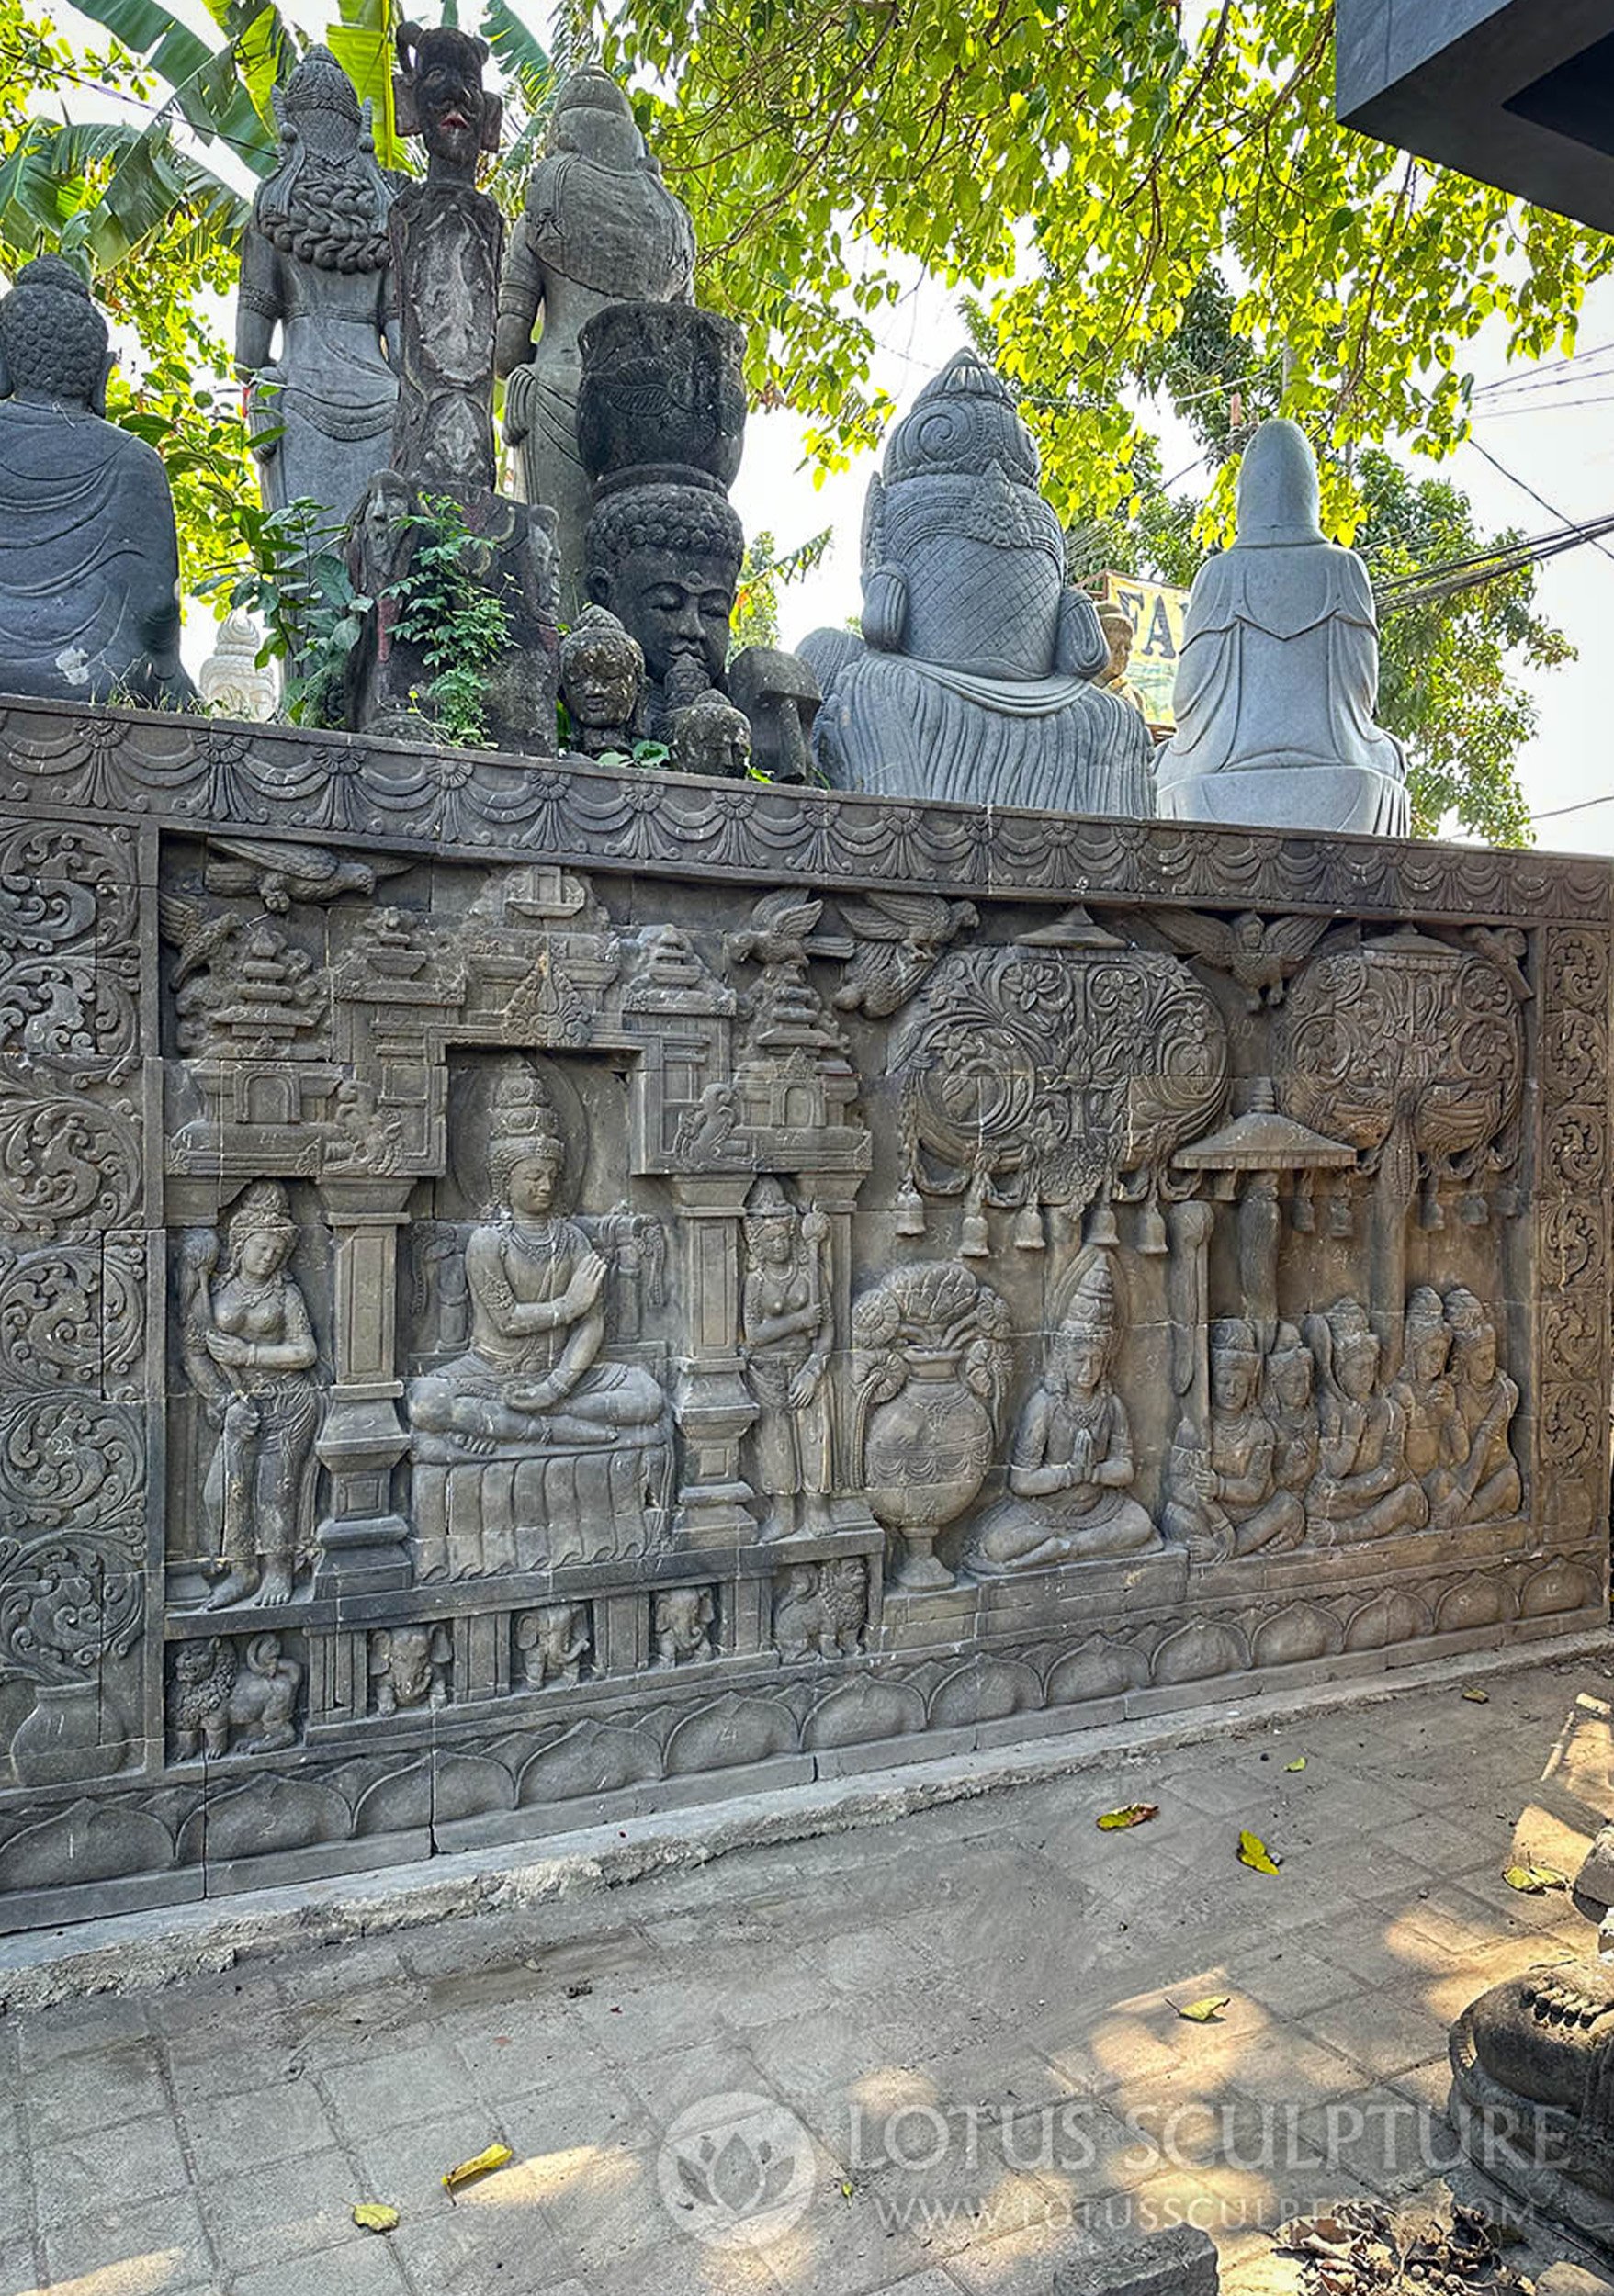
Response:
[1139, 907, 1332, 1010]
[833, 890, 980, 1018]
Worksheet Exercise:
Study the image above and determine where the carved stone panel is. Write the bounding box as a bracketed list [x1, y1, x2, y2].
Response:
[0, 705, 1603, 1930]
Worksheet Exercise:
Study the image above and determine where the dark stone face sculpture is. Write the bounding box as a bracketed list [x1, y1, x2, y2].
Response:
[668, 687, 752, 779]
[585, 482, 743, 728]
[234, 46, 397, 542]
[798, 348, 1154, 816]
[0, 256, 196, 708]
[495, 69, 695, 617]
[397, 20, 501, 179]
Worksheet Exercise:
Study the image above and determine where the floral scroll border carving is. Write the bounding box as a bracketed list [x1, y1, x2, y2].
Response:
[1536, 927, 1612, 1530]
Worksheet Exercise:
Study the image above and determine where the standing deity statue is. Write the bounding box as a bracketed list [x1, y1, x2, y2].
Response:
[234, 46, 398, 541]
[181, 1181, 322, 1609]
[495, 66, 695, 616]
[741, 1179, 834, 1543]
[962, 1251, 1157, 1575]
[800, 350, 1155, 815]
[0, 257, 195, 707]
[1157, 418, 1409, 834]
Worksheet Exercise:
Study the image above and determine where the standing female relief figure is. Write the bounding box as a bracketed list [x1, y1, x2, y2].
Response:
[182, 1182, 322, 1609]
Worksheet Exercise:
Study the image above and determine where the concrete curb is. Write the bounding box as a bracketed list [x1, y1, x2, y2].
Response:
[3, 1624, 1606, 2010]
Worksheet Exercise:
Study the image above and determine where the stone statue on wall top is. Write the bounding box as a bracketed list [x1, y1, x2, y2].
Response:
[963, 1249, 1158, 1575]
[559, 603, 645, 756]
[234, 45, 398, 543]
[1156, 417, 1409, 835]
[800, 350, 1155, 816]
[344, 19, 560, 755]
[408, 1063, 671, 1577]
[496, 66, 695, 618]
[0, 256, 195, 708]
[180, 1181, 322, 1609]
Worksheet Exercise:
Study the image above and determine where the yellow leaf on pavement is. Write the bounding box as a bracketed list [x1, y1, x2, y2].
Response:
[1097, 1802, 1158, 1830]
[1284, 1757, 1306, 1772]
[1177, 1994, 1231, 2022]
[1462, 1687, 1490, 1703]
[1503, 1863, 1566, 1894]
[353, 2203, 400, 2234]
[443, 2143, 514, 2193]
[1237, 1829, 1281, 1874]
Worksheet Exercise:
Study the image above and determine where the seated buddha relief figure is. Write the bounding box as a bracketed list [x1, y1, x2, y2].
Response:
[800, 350, 1156, 817]
[1303, 1298, 1428, 1544]
[1442, 1285, 1522, 1526]
[1389, 1285, 1465, 1524]
[1164, 1318, 1304, 1563]
[962, 1250, 1157, 1577]
[408, 1063, 671, 1578]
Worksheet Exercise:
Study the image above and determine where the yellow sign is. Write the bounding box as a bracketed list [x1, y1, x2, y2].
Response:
[1101, 573, 1190, 729]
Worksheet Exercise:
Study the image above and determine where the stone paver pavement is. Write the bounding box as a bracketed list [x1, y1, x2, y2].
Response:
[6, 1652, 1614, 2296]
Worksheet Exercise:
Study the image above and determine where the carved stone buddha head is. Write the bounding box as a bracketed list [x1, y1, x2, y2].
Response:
[488, 1064, 566, 1215]
[860, 348, 1108, 683]
[559, 604, 644, 750]
[585, 482, 743, 698]
[0, 255, 114, 412]
[1210, 1318, 1261, 1414]
[669, 687, 751, 780]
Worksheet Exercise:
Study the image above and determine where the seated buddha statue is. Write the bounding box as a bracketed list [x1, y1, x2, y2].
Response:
[0, 257, 195, 707]
[800, 350, 1156, 817]
[1163, 1319, 1305, 1563]
[961, 1251, 1157, 1576]
[1156, 418, 1409, 836]
[408, 1064, 671, 1576]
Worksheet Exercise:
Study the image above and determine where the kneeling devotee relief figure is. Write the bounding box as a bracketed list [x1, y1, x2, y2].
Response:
[408, 1063, 672, 1578]
[962, 1250, 1158, 1576]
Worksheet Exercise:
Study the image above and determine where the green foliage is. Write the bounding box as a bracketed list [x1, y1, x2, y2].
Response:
[732, 525, 832, 651]
[205, 495, 370, 725]
[595, 738, 672, 770]
[388, 494, 513, 747]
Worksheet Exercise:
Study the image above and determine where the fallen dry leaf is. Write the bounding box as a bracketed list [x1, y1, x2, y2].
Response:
[1176, 1994, 1232, 2022]
[1285, 1756, 1307, 1772]
[1237, 1828, 1281, 1874]
[1502, 1863, 1566, 1894]
[1097, 1802, 1158, 1831]
[1462, 1687, 1490, 1704]
[353, 2203, 400, 2234]
[443, 2143, 514, 2194]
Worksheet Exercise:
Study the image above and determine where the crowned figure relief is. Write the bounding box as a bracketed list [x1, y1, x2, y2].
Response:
[407, 1063, 672, 1577]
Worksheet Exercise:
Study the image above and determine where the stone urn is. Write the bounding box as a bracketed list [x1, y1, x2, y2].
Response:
[576, 302, 748, 488]
[863, 1347, 996, 1590]
[9, 1679, 122, 1785]
[852, 1262, 1012, 1593]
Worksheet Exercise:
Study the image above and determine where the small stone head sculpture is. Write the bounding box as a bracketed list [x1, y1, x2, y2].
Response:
[585, 484, 744, 700]
[1309, 1297, 1380, 1403]
[728, 647, 820, 783]
[488, 1063, 566, 1215]
[394, 19, 502, 178]
[0, 255, 114, 412]
[744, 1176, 796, 1266]
[1263, 1322, 1315, 1415]
[559, 605, 645, 753]
[1053, 1249, 1119, 1397]
[669, 688, 752, 780]
[1403, 1286, 1451, 1387]
[1098, 602, 1134, 684]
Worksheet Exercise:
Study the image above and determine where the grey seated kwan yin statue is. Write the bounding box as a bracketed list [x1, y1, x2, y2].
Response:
[1156, 418, 1410, 836]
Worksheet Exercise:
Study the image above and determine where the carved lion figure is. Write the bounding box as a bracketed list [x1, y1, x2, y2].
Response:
[773, 1559, 868, 1659]
[166, 1634, 302, 1758]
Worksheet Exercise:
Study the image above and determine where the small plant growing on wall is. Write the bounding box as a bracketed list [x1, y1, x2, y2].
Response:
[388, 495, 513, 748]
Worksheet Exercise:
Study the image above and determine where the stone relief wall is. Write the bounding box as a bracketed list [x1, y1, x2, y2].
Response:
[0, 696, 1608, 1930]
